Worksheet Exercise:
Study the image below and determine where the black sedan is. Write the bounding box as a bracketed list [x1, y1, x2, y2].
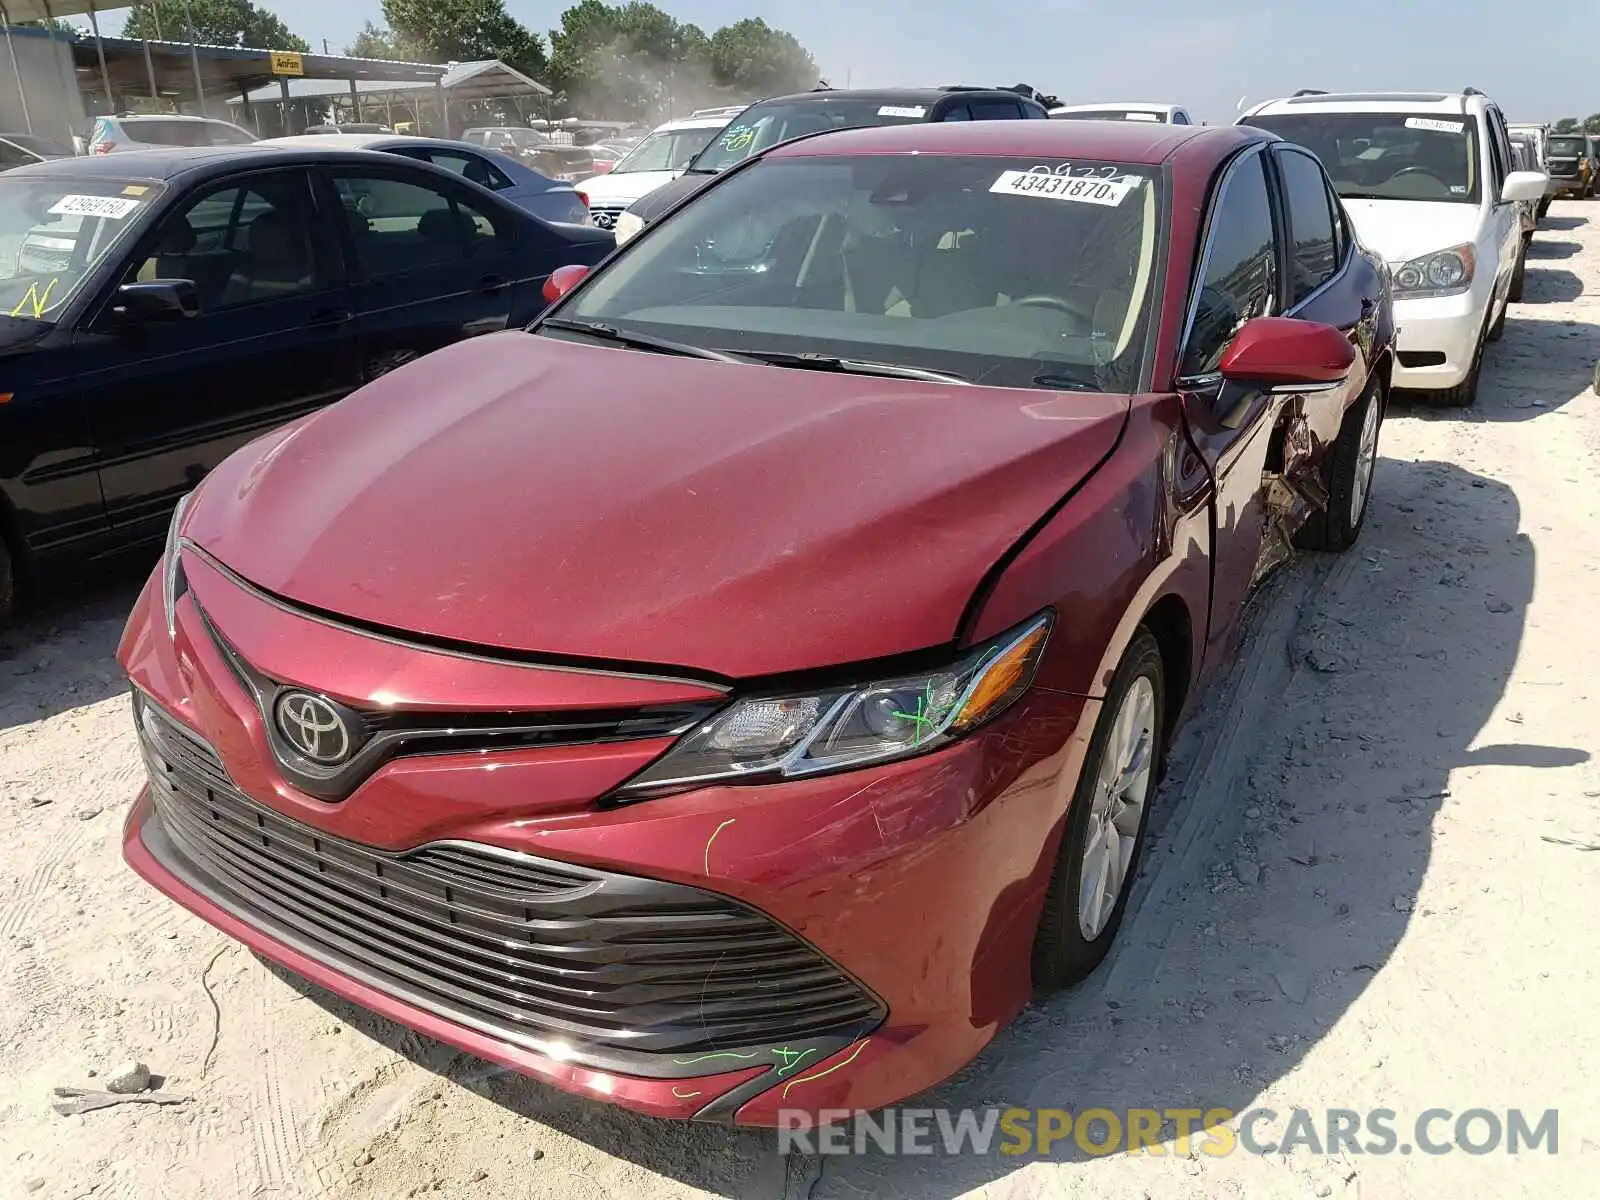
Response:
[0, 145, 614, 616]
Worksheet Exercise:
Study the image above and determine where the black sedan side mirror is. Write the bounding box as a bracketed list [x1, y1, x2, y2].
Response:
[114, 280, 200, 325]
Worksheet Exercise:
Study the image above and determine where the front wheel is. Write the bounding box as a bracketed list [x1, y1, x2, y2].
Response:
[1296, 378, 1383, 551]
[1032, 629, 1165, 992]
[1434, 307, 1491, 408]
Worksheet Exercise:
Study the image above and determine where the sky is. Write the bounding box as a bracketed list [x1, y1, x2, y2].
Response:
[90, 0, 1600, 126]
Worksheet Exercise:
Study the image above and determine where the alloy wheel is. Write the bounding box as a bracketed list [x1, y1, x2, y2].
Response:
[1349, 394, 1381, 527]
[1077, 675, 1157, 940]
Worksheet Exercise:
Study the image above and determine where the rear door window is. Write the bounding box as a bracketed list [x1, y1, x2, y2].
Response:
[969, 99, 1025, 121]
[1275, 147, 1340, 305]
[329, 172, 511, 279]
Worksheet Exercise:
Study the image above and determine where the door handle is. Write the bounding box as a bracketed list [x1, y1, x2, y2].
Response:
[307, 307, 352, 328]
[477, 274, 509, 294]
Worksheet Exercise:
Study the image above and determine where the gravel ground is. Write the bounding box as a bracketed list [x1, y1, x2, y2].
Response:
[3, 204, 1599, 1200]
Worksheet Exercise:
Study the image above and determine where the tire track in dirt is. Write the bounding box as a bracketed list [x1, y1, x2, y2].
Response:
[0, 823, 85, 940]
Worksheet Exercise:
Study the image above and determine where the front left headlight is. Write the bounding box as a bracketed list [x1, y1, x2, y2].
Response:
[162, 491, 192, 640]
[1391, 243, 1475, 298]
[615, 612, 1053, 798]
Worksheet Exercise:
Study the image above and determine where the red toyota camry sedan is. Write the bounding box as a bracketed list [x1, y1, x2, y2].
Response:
[119, 120, 1395, 1125]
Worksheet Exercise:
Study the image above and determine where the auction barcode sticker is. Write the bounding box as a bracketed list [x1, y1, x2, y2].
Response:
[990, 170, 1139, 205]
[1404, 117, 1464, 134]
[48, 194, 145, 220]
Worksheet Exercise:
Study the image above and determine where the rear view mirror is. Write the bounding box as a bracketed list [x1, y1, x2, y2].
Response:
[114, 280, 199, 325]
[1501, 170, 1548, 204]
[542, 264, 590, 305]
[1219, 316, 1354, 390]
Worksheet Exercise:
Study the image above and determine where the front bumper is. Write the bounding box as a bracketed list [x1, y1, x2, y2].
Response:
[118, 555, 1095, 1124]
[1389, 287, 1491, 390]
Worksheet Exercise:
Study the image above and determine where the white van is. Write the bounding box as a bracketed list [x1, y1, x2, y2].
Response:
[1241, 89, 1548, 406]
[1048, 102, 1194, 125]
[576, 108, 743, 232]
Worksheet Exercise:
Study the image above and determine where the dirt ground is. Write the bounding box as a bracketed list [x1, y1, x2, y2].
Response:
[3, 205, 1599, 1200]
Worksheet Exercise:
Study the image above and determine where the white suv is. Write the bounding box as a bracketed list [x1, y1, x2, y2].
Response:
[84, 114, 257, 154]
[1048, 102, 1194, 125]
[576, 108, 743, 232]
[1240, 89, 1547, 406]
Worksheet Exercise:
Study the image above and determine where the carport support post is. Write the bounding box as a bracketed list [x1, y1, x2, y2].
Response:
[279, 76, 290, 136]
[0, 7, 34, 136]
[180, 0, 207, 116]
[436, 79, 448, 138]
[349, 78, 362, 123]
[38, 0, 79, 141]
[87, 2, 115, 116]
[142, 37, 158, 101]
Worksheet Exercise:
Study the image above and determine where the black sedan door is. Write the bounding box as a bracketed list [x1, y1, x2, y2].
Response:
[314, 163, 566, 382]
[72, 166, 361, 538]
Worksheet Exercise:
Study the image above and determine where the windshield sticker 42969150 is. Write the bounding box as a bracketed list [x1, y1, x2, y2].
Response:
[990, 169, 1140, 206]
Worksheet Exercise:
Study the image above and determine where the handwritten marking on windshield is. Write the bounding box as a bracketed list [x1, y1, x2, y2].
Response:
[10, 278, 58, 319]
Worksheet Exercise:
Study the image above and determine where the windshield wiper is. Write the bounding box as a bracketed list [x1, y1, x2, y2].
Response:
[538, 317, 752, 363]
[1030, 369, 1102, 391]
[732, 349, 970, 385]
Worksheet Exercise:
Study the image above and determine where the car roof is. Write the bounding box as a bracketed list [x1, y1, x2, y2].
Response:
[1247, 91, 1481, 118]
[0, 143, 449, 181]
[747, 86, 1033, 108]
[1050, 102, 1184, 112]
[765, 118, 1257, 167]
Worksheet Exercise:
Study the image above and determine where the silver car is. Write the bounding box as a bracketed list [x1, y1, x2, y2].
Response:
[84, 114, 257, 154]
[264, 133, 590, 225]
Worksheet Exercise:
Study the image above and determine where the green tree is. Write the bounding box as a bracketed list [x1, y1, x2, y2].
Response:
[123, 1, 309, 52]
[1584, 113, 1600, 134]
[548, 1, 713, 118]
[706, 18, 816, 96]
[1554, 117, 1579, 133]
[381, 0, 547, 79]
[345, 20, 408, 60]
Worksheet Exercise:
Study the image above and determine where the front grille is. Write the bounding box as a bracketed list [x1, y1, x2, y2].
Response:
[134, 697, 883, 1074]
[1550, 161, 1579, 177]
[590, 205, 624, 230]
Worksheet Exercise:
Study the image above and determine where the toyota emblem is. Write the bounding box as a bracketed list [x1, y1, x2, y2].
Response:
[275, 692, 353, 765]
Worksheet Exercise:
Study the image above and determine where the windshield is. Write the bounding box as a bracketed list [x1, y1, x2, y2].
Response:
[554, 154, 1162, 393]
[689, 100, 931, 173]
[0, 176, 160, 324]
[613, 127, 721, 174]
[1548, 136, 1586, 157]
[1243, 112, 1480, 203]
[1054, 109, 1165, 123]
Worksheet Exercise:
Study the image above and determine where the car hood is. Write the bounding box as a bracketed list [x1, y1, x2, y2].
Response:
[186, 332, 1130, 679]
[1339, 199, 1485, 263]
[577, 169, 682, 202]
[627, 172, 713, 222]
[0, 315, 49, 355]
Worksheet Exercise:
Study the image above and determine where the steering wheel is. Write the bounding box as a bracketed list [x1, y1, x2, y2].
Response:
[1389, 166, 1446, 182]
[1012, 294, 1077, 313]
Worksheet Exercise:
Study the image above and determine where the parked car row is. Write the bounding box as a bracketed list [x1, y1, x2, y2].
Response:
[0, 72, 1570, 1131]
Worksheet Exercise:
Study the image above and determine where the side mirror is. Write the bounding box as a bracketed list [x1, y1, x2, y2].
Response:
[114, 280, 199, 325]
[542, 263, 590, 305]
[1501, 170, 1549, 204]
[1218, 315, 1354, 390]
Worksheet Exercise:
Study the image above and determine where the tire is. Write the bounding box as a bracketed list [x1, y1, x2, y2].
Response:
[1486, 292, 1507, 342]
[1508, 235, 1529, 303]
[1537, 197, 1551, 220]
[1032, 629, 1165, 992]
[1296, 378, 1383, 551]
[1592, 358, 1600, 397]
[1433, 308, 1490, 408]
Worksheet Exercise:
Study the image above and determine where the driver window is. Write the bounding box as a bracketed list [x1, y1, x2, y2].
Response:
[127, 172, 318, 313]
[1181, 151, 1276, 378]
[1277, 149, 1338, 306]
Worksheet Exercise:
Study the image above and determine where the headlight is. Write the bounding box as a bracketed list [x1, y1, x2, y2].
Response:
[1391, 244, 1475, 298]
[616, 612, 1053, 797]
[614, 209, 645, 245]
[162, 491, 192, 640]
